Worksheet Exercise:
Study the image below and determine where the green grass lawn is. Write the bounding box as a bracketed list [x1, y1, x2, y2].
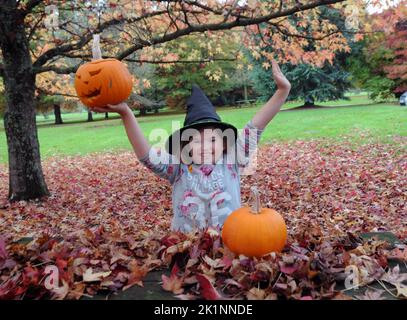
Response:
[0, 95, 405, 164]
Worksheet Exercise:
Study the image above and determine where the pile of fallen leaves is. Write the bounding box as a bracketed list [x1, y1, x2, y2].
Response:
[0, 226, 406, 300]
[0, 139, 406, 299]
[158, 228, 407, 300]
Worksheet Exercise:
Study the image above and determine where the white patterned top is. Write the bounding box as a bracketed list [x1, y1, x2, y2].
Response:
[138, 120, 264, 233]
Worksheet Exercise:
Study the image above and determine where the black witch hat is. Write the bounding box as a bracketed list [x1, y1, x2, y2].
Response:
[165, 84, 237, 155]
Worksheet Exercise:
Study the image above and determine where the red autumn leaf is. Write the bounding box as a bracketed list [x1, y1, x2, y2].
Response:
[279, 263, 298, 275]
[161, 263, 184, 294]
[22, 266, 40, 287]
[219, 255, 233, 270]
[0, 236, 7, 259]
[386, 247, 407, 261]
[195, 274, 224, 300]
[160, 233, 185, 248]
[124, 260, 149, 290]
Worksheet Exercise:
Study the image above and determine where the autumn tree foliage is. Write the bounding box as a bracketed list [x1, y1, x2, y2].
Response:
[36, 67, 79, 123]
[249, 5, 354, 105]
[382, 19, 407, 95]
[371, 1, 407, 95]
[1, 0, 358, 201]
[152, 31, 242, 108]
[346, 1, 407, 99]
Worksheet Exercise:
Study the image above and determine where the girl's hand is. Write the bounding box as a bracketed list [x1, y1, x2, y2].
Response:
[271, 59, 291, 92]
[89, 102, 131, 116]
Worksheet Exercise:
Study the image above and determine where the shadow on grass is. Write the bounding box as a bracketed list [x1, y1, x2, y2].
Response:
[28, 110, 185, 129]
[282, 101, 399, 111]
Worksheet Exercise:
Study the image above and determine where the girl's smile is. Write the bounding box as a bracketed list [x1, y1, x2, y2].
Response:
[181, 127, 225, 165]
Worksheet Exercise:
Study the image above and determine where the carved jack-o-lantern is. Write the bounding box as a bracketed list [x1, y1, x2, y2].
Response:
[74, 58, 133, 108]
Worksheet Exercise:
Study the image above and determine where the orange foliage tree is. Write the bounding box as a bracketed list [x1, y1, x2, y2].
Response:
[346, 0, 406, 97]
[377, 3, 407, 94]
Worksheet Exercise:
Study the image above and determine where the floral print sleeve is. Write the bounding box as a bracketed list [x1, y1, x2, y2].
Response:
[137, 146, 180, 184]
[235, 120, 264, 171]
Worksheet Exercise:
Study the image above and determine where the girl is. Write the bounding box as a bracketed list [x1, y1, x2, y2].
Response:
[90, 59, 291, 233]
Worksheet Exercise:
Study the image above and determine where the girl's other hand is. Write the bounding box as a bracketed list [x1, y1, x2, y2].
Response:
[271, 59, 291, 92]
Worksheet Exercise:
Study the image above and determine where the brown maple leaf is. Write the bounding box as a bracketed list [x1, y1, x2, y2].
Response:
[161, 263, 184, 295]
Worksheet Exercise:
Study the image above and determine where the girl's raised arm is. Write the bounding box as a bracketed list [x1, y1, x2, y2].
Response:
[90, 102, 150, 159]
[91, 102, 180, 183]
[251, 59, 291, 130]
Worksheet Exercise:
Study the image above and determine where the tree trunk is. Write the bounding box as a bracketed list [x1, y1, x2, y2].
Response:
[105, 112, 108, 119]
[87, 110, 93, 122]
[139, 108, 146, 116]
[0, 5, 50, 201]
[54, 104, 63, 125]
[303, 95, 316, 108]
[243, 82, 248, 103]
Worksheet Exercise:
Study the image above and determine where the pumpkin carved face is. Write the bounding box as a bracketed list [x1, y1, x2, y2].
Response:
[74, 58, 133, 108]
[222, 187, 287, 257]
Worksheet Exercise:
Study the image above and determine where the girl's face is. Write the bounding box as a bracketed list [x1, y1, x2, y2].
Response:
[183, 127, 225, 165]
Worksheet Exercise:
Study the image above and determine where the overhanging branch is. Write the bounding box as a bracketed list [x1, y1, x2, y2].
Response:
[32, 9, 169, 72]
[116, 0, 346, 60]
[124, 57, 237, 64]
[36, 86, 77, 98]
[34, 56, 237, 75]
[269, 22, 341, 41]
[34, 0, 346, 75]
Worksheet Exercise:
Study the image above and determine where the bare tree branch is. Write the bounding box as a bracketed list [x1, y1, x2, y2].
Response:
[166, 2, 180, 32]
[21, 0, 44, 15]
[36, 86, 77, 98]
[269, 22, 341, 41]
[34, 56, 237, 75]
[125, 57, 237, 64]
[26, 11, 47, 42]
[180, 1, 192, 27]
[32, 9, 169, 71]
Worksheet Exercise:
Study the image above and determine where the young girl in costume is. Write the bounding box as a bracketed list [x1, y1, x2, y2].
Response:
[91, 60, 291, 233]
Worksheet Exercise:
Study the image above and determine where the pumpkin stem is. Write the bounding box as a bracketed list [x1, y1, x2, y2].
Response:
[250, 186, 261, 214]
[92, 34, 102, 60]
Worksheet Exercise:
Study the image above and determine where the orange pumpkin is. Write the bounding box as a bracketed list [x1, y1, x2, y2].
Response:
[74, 58, 132, 108]
[222, 186, 287, 257]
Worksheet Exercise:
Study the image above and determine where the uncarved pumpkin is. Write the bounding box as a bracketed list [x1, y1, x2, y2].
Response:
[74, 58, 132, 108]
[222, 186, 287, 257]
